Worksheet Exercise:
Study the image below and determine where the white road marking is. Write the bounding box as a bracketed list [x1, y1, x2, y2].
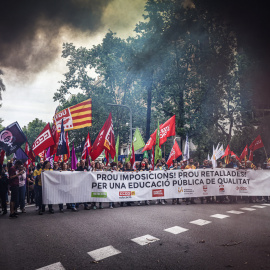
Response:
[251, 205, 266, 208]
[36, 262, 65, 270]
[190, 219, 212, 226]
[261, 204, 270, 206]
[210, 214, 230, 219]
[88, 245, 121, 261]
[164, 226, 189, 234]
[240, 208, 256, 211]
[131, 234, 160, 246]
[226, 210, 244, 215]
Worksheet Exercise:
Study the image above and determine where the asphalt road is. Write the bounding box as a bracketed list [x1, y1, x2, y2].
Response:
[1, 200, 270, 270]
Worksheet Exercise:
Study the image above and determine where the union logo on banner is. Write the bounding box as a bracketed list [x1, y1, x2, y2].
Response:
[32, 130, 52, 151]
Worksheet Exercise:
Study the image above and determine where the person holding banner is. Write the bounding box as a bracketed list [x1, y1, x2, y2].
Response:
[17, 165, 27, 213]
[0, 164, 8, 215]
[75, 159, 91, 210]
[36, 161, 55, 215]
[185, 159, 196, 205]
[171, 160, 181, 205]
[92, 162, 103, 210]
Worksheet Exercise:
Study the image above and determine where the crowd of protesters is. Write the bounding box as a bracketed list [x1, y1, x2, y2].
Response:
[0, 155, 270, 218]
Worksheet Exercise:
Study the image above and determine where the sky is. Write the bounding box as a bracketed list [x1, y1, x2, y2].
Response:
[0, 0, 147, 128]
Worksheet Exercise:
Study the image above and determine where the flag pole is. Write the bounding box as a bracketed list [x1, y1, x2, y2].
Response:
[263, 146, 268, 161]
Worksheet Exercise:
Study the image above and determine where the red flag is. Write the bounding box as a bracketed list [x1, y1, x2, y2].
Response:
[230, 151, 241, 161]
[82, 132, 92, 159]
[159, 115, 176, 146]
[221, 145, 231, 159]
[91, 113, 116, 160]
[249, 135, 264, 152]
[130, 143, 136, 170]
[0, 150, 5, 165]
[166, 141, 182, 167]
[239, 145, 248, 160]
[50, 122, 59, 156]
[63, 132, 70, 162]
[150, 145, 155, 169]
[105, 149, 109, 166]
[32, 123, 55, 156]
[28, 149, 36, 164]
[142, 136, 155, 152]
[143, 116, 176, 151]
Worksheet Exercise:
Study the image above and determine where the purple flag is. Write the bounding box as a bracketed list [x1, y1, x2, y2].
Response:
[71, 143, 77, 170]
[46, 147, 54, 168]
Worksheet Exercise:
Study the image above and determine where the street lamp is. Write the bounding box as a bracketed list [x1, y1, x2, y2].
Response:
[107, 103, 132, 152]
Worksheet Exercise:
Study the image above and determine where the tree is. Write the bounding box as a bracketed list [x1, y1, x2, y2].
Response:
[22, 118, 47, 146]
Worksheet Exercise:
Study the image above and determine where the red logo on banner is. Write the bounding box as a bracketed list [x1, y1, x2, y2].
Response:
[152, 189, 164, 197]
[119, 191, 131, 196]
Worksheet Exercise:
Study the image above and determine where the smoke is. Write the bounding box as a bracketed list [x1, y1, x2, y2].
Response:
[0, 0, 112, 76]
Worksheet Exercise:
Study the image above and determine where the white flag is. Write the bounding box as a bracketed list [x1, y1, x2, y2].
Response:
[183, 135, 189, 161]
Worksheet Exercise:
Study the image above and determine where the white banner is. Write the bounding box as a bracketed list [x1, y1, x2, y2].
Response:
[42, 169, 270, 204]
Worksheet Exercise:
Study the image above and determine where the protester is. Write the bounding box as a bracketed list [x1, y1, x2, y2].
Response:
[17, 165, 27, 213]
[8, 160, 23, 218]
[0, 164, 8, 215]
[92, 162, 103, 210]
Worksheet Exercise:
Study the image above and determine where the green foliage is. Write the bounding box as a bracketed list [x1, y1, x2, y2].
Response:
[22, 118, 47, 146]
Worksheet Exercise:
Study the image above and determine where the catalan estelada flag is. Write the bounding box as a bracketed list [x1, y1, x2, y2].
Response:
[54, 99, 92, 132]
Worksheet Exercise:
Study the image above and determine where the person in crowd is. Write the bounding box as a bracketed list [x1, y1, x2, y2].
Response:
[17, 165, 27, 213]
[55, 162, 65, 213]
[8, 160, 23, 218]
[171, 160, 181, 205]
[59, 162, 78, 212]
[33, 163, 42, 211]
[155, 161, 166, 205]
[109, 162, 118, 209]
[37, 161, 55, 215]
[185, 158, 196, 205]
[75, 159, 91, 210]
[137, 161, 150, 206]
[0, 164, 8, 215]
[92, 162, 103, 210]
[226, 155, 238, 203]
[181, 160, 187, 169]
[199, 160, 213, 204]
[117, 161, 124, 171]
[161, 158, 168, 170]
[26, 166, 35, 205]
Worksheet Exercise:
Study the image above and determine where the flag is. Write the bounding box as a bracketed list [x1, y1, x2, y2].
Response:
[143, 150, 149, 159]
[24, 142, 31, 169]
[150, 115, 176, 147]
[150, 145, 155, 169]
[54, 99, 92, 132]
[38, 150, 46, 162]
[159, 115, 176, 146]
[221, 145, 231, 164]
[50, 122, 59, 156]
[14, 147, 28, 163]
[215, 144, 225, 160]
[249, 135, 264, 161]
[56, 119, 68, 156]
[133, 128, 145, 151]
[0, 122, 27, 156]
[183, 135, 189, 161]
[0, 150, 5, 165]
[105, 149, 109, 166]
[82, 132, 92, 159]
[32, 123, 55, 156]
[230, 151, 241, 161]
[130, 143, 136, 170]
[207, 153, 210, 161]
[91, 113, 115, 160]
[63, 132, 70, 162]
[166, 141, 182, 167]
[46, 147, 54, 168]
[211, 145, 217, 168]
[142, 136, 155, 152]
[154, 120, 162, 164]
[71, 143, 78, 170]
[114, 135, 119, 162]
[240, 145, 248, 160]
